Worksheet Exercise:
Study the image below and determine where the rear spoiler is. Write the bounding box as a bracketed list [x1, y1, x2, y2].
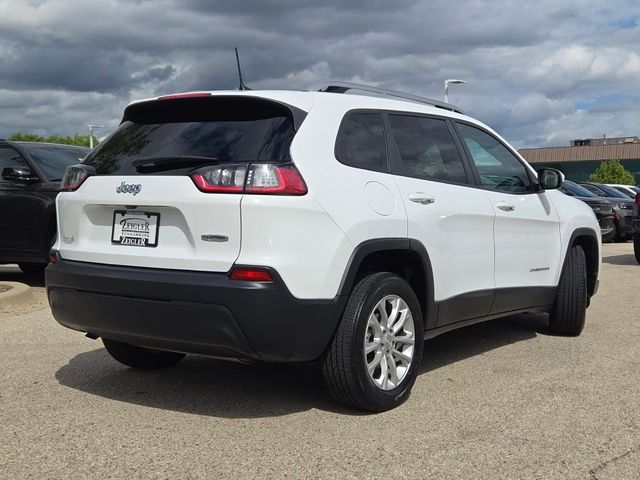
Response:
[122, 95, 308, 131]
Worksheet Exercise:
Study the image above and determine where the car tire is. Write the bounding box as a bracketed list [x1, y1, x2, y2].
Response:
[102, 339, 186, 370]
[549, 244, 587, 336]
[322, 272, 424, 412]
[18, 263, 46, 275]
[614, 223, 628, 242]
[634, 234, 640, 264]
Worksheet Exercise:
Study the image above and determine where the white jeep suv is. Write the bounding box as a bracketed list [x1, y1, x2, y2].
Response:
[46, 82, 601, 412]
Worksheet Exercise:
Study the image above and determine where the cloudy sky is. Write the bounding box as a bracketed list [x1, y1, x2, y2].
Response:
[0, 0, 638, 148]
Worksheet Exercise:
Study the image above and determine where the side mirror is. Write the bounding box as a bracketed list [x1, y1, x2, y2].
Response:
[537, 168, 564, 190]
[2, 166, 38, 183]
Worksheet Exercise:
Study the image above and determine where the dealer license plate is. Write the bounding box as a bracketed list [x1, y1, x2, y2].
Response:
[111, 210, 160, 247]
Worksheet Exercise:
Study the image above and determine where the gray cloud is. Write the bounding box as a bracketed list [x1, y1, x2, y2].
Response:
[0, 0, 638, 148]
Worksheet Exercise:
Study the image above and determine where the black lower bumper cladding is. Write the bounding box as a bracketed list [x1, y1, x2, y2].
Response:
[46, 259, 345, 362]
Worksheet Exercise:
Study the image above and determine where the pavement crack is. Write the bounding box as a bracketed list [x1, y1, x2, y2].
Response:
[589, 445, 640, 479]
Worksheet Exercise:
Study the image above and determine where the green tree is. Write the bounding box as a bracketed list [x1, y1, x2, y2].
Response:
[588, 159, 635, 184]
[8, 133, 46, 142]
[8, 133, 99, 148]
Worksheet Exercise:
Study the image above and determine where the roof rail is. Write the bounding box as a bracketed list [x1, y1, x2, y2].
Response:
[311, 81, 464, 114]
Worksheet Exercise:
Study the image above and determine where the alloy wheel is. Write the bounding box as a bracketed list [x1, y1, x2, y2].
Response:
[363, 295, 416, 391]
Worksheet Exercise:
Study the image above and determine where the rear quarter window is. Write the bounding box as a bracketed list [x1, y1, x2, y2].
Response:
[334, 112, 388, 173]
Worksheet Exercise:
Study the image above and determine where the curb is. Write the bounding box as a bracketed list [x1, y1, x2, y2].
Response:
[0, 282, 33, 309]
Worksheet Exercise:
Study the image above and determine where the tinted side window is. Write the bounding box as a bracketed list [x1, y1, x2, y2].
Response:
[0, 147, 28, 182]
[335, 112, 387, 172]
[456, 123, 532, 193]
[388, 115, 468, 183]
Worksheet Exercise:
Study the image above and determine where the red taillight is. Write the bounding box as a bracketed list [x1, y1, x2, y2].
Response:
[191, 165, 247, 193]
[635, 192, 640, 207]
[61, 164, 94, 192]
[229, 267, 273, 282]
[191, 163, 307, 196]
[158, 92, 211, 100]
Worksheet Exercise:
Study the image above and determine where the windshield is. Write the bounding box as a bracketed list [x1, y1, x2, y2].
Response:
[561, 180, 597, 197]
[589, 183, 630, 199]
[612, 186, 635, 198]
[23, 144, 89, 180]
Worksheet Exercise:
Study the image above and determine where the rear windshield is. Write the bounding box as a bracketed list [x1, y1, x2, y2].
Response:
[84, 97, 297, 175]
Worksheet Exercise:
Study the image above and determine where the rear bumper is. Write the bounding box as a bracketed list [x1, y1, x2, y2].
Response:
[45, 259, 346, 362]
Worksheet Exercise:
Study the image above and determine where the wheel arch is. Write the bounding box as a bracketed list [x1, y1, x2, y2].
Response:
[567, 227, 600, 297]
[337, 238, 436, 328]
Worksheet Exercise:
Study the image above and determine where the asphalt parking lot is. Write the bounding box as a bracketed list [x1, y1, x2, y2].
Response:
[1, 243, 639, 479]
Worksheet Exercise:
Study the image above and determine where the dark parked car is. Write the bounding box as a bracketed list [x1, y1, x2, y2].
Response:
[632, 193, 640, 263]
[578, 182, 634, 241]
[0, 141, 90, 273]
[559, 180, 615, 240]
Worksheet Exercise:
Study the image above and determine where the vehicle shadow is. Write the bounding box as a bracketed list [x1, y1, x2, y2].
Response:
[0, 264, 45, 287]
[55, 313, 547, 418]
[602, 254, 637, 266]
[420, 313, 547, 374]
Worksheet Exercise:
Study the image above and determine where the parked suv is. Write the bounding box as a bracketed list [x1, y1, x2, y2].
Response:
[46, 83, 601, 411]
[558, 180, 615, 240]
[0, 141, 89, 273]
[578, 182, 634, 241]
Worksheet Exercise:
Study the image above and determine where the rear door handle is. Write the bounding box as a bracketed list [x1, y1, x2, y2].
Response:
[408, 193, 435, 205]
[496, 202, 515, 212]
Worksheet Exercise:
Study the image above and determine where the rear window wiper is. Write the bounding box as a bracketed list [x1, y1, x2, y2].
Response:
[132, 155, 218, 174]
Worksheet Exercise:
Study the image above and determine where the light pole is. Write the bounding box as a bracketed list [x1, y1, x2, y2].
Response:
[88, 125, 104, 149]
[444, 79, 466, 103]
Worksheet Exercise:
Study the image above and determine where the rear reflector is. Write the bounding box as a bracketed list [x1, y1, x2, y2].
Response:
[191, 163, 307, 195]
[229, 267, 273, 282]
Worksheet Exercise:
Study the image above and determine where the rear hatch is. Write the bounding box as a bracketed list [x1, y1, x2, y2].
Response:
[56, 94, 304, 272]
